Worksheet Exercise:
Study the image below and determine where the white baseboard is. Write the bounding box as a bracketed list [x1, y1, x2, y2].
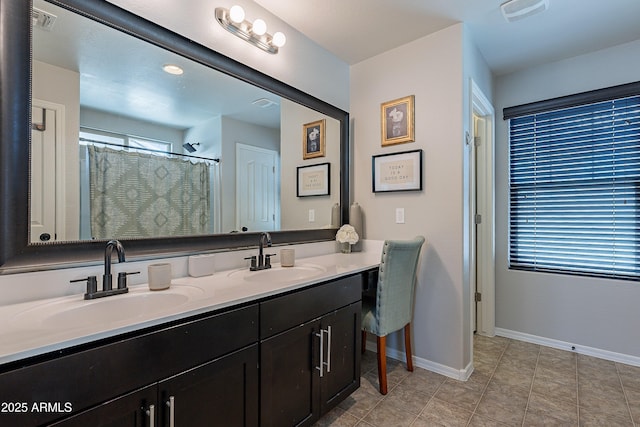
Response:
[365, 341, 473, 381]
[495, 328, 640, 367]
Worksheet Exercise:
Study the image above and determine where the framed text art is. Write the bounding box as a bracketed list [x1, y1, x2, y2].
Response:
[372, 149, 422, 193]
[297, 163, 330, 197]
[381, 95, 415, 146]
[302, 119, 326, 159]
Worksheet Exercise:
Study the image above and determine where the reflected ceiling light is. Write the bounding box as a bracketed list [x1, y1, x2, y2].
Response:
[162, 64, 184, 75]
[215, 6, 286, 54]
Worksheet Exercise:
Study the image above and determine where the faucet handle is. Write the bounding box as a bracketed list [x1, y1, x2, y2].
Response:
[264, 253, 276, 269]
[117, 271, 140, 289]
[70, 276, 98, 297]
[244, 255, 257, 270]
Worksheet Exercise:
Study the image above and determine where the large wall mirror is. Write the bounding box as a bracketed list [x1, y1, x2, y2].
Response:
[0, 0, 349, 273]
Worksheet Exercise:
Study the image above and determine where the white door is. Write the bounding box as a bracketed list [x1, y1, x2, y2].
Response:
[236, 143, 278, 232]
[30, 106, 57, 243]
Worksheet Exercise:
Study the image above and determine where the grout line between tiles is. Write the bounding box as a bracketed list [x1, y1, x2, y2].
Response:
[521, 345, 542, 426]
[615, 362, 637, 427]
[464, 336, 510, 426]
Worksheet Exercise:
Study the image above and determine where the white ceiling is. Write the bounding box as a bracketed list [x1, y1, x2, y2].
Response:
[254, 0, 640, 75]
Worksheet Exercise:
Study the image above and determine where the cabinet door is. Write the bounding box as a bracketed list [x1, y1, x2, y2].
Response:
[320, 302, 361, 413]
[260, 321, 321, 427]
[47, 384, 156, 427]
[159, 344, 258, 427]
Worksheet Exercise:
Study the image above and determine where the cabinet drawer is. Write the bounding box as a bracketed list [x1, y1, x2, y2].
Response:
[260, 274, 362, 339]
[0, 304, 258, 427]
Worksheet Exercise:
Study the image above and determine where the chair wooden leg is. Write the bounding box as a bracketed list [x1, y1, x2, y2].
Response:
[376, 336, 388, 395]
[404, 323, 414, 372]
[361, 330, 367, 354]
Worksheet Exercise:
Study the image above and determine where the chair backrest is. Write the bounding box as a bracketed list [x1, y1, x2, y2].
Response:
[375, 236, 425, 336]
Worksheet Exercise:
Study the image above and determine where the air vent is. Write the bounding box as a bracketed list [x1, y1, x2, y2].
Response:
[501, 0, 549, 22]
[32, 7, 57, 31]
[252, 98, 278, 109]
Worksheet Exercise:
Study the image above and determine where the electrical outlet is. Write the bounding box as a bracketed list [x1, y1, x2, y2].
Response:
[395, 208, 405, 224]
[308, 209, 315, 222]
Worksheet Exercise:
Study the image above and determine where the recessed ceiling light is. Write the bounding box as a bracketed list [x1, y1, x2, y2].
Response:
[162, 64, 184, 75]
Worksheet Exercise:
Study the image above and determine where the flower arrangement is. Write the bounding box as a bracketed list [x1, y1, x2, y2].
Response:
[336, 224, 359, 253]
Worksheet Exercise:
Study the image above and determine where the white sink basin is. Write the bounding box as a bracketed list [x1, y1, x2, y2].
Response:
[228, 264, 327, 284]
[12, 285, 204, 330]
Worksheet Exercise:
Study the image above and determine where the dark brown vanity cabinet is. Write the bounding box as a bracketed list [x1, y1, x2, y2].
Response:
[0, 272, 364, 427]
[0, 304, 259, 427]
[259, 274, 362, 427]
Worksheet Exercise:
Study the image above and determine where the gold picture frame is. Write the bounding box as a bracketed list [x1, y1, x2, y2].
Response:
[303, 119, 326, 159]
[381, 95, 415, 146]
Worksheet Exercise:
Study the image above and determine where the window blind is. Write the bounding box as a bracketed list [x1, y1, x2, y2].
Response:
[509, 95, 640, 279]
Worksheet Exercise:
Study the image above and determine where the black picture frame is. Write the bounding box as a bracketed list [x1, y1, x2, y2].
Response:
[372, 149, 422, 193]
[297, 163, 330, 197]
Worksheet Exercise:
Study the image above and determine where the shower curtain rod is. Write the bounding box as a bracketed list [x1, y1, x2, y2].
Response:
[80, 138, 220, 163]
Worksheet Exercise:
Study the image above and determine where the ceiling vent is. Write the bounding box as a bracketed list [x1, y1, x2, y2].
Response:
[32, 7, 57, 31]
[252, 98, 278, 109]
[501, 0, 549, 22]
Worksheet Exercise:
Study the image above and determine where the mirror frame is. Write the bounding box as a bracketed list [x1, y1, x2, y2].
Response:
[0, 0, 350, 273]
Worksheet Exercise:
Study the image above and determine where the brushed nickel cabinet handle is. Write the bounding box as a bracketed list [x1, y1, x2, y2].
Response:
[166, 396, 175, 427]
[145, 404, 155, 427]
[315, 330, 324, 377]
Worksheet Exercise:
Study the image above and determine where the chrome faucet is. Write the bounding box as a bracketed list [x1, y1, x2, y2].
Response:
[70, 240, 139, 300]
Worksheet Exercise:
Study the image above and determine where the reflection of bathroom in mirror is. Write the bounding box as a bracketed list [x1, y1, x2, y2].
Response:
[31, 0, 340, 244]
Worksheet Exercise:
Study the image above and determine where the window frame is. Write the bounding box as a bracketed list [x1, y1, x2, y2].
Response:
[505, 81, 640, 281]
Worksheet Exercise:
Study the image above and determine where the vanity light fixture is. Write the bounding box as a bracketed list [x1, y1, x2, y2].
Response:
[215, 5, 286, 54]
[162, 64, 184, 75]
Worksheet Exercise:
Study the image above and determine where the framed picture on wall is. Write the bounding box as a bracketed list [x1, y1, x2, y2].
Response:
[297, 163, 330, 197]
[303, 119, 326, 159]
[372, 149, 422, 193]
[381, 95, 415, 146]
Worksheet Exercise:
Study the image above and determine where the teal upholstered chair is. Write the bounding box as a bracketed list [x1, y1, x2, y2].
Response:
[361, 236, 425, 394]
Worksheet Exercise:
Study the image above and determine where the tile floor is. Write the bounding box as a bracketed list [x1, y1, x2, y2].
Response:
[315, 335, 640, 426]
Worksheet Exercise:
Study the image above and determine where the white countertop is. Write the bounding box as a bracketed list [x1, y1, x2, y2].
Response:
[0, 249, 381, 366]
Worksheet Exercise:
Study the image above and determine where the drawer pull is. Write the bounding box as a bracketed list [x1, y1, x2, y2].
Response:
[325, 326, 332, 373]
[315, 330, 324, 377]
[166, 396, 175, 427]
[145, 404, 155, 427]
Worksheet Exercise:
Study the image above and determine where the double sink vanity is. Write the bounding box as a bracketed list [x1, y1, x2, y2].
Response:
[0, 242, 381, 426]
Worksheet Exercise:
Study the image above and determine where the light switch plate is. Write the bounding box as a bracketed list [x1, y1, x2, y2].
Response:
[395, 208, 405, 224]
[309, 209, 315, 222]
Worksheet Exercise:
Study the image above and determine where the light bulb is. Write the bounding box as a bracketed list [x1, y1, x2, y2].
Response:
[272, 31, 286, 47]
[229, 5, 245, 24]
[252, 19, 267, 36]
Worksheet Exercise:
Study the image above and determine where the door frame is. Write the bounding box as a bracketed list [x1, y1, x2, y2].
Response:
[32, 98, 67, 242]
[469, 80, 495, 339]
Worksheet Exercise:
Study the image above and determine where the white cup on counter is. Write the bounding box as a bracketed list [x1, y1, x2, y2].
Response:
[148, 263, 171, 290]
[280, 248, 295, 267]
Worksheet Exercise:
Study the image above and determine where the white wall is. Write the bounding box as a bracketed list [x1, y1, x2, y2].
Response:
[81, 107, 185, 148]
[280, 99, 341, 230]
[107, 0, 350, 112]
[351, 24, 474, 372]
[462, 25, 494, 366]
[494, 39, 640, 358]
